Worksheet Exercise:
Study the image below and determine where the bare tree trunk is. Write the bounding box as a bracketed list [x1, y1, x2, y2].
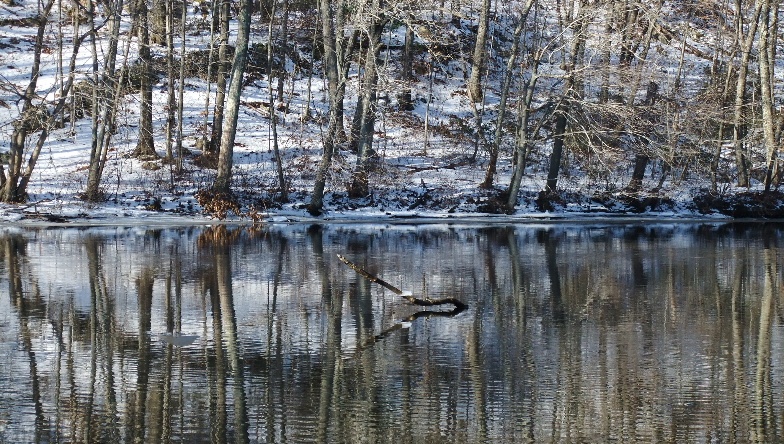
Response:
[467, 0, 491, 102]
[88, 0, 101, 188]
[200, 0, 218, 148]
[175, 0, 186, 171]
[275, 0, 289, 104]
[733, 0, 763, 188]
[85, 0, 124, 201]
[209, 0, 231, 155]
[1, 0, 55, 202]
[308, 0, 347, 215]
[150, 0, 167, 45]
[267, 0, 288, 201]
[711, 13, 739, 192]
[545, 0, 587, 193]
[759, 0, 779, 191]
[212, 0, 252, 193]
[620, 1, 661, 192]
[546, 105, 568, 192]
[302, 16, 318, 125]
[398, 21, 415, 111]
[505, 65, 540, 211]
[132, 0, 159, 159]
[481, 0, 534, 189]
[349, 2, 385, 198]
[164, 0, 176, 160]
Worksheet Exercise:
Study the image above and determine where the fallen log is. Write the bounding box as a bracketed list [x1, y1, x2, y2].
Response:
[337, 254, 467, 311]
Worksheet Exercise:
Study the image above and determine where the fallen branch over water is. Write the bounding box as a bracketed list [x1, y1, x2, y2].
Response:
[337, 254, 467, 311]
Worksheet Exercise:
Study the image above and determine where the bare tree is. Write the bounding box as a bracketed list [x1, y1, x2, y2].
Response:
[398, 20, 415, 111]
[1, 0, 88, 202]
[209, 0, 231, 155]
[624, 1, 663, 192]
[759, 0, 779, 191]
[267, 0, 288, 202]
[212, 0, 253, 193]
[131, 0, 159, 159]
[348, 0, 387, 198]
[480, 0, 535, 189]
[545, 0, 588, 192]
[307, 0, 350, 215]
[467, 0, 491, 102]
[505, 49, 542, 212]
[84, 0, 126, 201]
[732, 0, 763, 188]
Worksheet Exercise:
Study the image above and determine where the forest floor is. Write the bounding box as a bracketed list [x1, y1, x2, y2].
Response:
[2, 1, 784, 226]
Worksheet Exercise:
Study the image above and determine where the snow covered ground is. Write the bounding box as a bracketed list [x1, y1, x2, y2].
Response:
[0, 1, 765, 226]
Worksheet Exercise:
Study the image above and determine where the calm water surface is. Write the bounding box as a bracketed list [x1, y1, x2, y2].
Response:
[0, 222, 783, 443]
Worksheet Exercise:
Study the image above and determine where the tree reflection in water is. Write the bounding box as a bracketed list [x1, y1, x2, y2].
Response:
[0, 223, 783, 443]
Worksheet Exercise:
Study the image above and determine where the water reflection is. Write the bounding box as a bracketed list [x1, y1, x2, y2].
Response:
[0, 223, 783, 443]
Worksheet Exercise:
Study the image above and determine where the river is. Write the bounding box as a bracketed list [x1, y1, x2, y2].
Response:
[0, 222, 782, 443]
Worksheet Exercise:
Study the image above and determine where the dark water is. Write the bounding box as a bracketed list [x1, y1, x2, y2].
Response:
[0, 222, 783, 443]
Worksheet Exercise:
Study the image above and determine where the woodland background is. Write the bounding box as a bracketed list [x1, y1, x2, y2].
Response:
[1, 0, 783, 219]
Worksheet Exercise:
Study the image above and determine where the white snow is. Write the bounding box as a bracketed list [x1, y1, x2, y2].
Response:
[0, 1, 758, 227]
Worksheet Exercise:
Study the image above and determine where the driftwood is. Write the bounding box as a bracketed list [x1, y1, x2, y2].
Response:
[337, 254, 467, 311]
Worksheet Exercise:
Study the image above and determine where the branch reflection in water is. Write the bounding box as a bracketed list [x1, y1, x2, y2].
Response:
[0, 223, 783, 443]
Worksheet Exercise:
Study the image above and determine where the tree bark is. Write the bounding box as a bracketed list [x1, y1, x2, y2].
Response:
[85, 0, 124, 201]
[268, 0, 288, 202]
[398, 21, 415, 111]
[212, 0, 252, 193]
[505, 71, 538, 212]
[275, 0, 289, 104]
[733, 0, 764, 188]
[481, 0, 534, 189]
[759, 0, 778, 191]
[307, 0, 347, 215]
[546, 105, 568, 192]
[132, 0, 158, 159]
[349, 3, 385, 198]
[467, 0, 491, 102]
[150, 0, 167, 45]
[209, 0, 231, 154]
[164, 0, 176, 160]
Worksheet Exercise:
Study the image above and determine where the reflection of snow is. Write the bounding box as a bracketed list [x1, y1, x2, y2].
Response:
[3, 223, 784, 442]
